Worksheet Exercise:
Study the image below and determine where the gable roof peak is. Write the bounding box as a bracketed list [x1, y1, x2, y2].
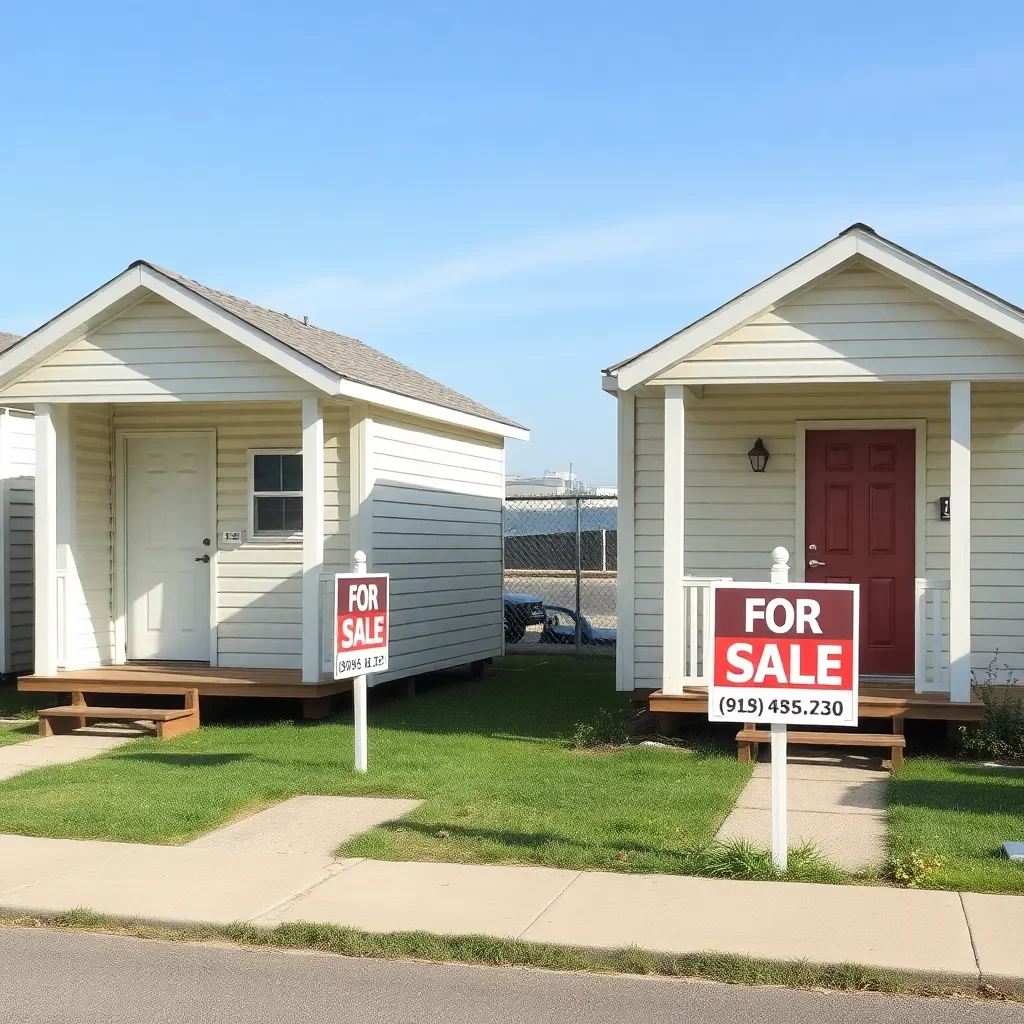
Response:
[609, 223, 1024, 390]
[839, 222, 877, 237]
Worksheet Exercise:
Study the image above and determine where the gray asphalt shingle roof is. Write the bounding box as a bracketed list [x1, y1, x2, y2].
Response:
[141, 262, 523, 430]
[0, 332, 21, 351]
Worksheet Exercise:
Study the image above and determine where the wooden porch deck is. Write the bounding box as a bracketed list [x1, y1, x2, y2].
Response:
[18, 664, 354, 701]
[644, 681, 991, 723]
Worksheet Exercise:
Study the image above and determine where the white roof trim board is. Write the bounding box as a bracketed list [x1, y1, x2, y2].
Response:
[0, 262, 527, 440]
[607, 224, 1024, 391]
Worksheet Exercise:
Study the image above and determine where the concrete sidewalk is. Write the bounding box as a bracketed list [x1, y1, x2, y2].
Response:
[1, 833, 1022, 992]
[717, 753, 889, 871]
[0, 730, 135, 781]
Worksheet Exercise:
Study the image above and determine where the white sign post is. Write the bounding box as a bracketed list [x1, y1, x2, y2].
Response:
[334, 551, 390, 773]
[708, 547, 859, 872]
[769, 548, 789, 870]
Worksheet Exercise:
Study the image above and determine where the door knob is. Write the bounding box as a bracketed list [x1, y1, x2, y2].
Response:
[808, 559, 826, 568]
[195, 553, 211, 563]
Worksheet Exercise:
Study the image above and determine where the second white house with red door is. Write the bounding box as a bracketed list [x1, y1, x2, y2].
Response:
[605, 223, 1024, 713]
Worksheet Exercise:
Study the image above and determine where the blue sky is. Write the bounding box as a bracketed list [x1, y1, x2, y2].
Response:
[3, 2, 1024, 483]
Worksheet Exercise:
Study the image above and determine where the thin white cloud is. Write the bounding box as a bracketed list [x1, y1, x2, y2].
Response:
[258, 189, 1024, 326]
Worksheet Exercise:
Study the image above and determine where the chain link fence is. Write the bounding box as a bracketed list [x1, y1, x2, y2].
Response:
[503, 495, 617, 656]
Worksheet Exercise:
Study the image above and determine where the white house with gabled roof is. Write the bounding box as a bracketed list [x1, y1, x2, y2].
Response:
[605, 223, 1024, 717]
[0, 261, 526, 709]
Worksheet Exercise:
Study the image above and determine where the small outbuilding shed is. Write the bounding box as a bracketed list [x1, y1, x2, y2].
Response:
[0, 263, 525, 711]
[605, 224, 1024, 728]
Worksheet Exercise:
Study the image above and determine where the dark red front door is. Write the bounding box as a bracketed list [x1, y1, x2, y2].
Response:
[805, 429, 916, 676]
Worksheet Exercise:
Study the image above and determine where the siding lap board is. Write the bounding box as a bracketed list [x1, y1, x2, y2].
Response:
[4, 296, 311, 401]
[369, 412, 504, 680]
[73, 405, 114, 667]
[66, 400, 350, 670]
[4, 412, 36, 671]
[651, 266, 1024, 383]
[629, 382, 1024, 688]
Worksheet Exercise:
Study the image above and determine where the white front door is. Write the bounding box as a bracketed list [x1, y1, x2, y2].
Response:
[125, 433, 214, 661]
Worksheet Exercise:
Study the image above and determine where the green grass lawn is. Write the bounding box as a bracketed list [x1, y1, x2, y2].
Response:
[0, 656, 754, 875]
[888, 757, 1024, 894]
[0, 684, 50, 720]
[0, 722, 36, 747]
[0, 684, 47, 747]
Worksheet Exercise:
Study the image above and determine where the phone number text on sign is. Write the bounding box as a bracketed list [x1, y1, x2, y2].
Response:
[335, 653, 388, 676]
[708, 583, 859, 727]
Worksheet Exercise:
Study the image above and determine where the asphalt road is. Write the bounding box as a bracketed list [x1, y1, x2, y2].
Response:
[2, 927, 1022, 1024]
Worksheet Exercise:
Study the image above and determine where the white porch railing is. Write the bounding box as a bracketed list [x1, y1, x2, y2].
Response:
[672, 573, 951, 694]
[677, 576, 732, 690]
[915, 578, 950, 693]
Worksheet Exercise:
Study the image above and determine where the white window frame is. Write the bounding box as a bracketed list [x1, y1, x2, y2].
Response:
[249, 449, 304, 542]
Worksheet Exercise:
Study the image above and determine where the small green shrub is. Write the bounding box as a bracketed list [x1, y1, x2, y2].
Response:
[889, 849, 946, 888]
[960, 655, 1024, 760]
[566, 707, 631, 748]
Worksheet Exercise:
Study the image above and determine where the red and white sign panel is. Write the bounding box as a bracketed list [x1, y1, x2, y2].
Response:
[708, 583, 859, 726]
[334, 573, 390, 680]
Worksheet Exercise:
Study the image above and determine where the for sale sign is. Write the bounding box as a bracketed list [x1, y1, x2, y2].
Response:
[334, 573, 390, 680]
[708, 583, 859, 726]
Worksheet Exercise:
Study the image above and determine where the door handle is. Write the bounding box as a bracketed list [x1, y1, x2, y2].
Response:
[808, 559, 826, 568]
[195, 554, 211, 563]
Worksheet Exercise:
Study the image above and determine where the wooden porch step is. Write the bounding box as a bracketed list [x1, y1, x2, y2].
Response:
[37, 686, 202, 741]
[38, 705, 193, 721]
[735, 728, 906, 771]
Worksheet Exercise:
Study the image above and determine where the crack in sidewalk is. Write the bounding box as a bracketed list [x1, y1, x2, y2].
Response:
[515, 871, 583, 940]
[958, 890, 982, 979]
[245, 858, 367, 924]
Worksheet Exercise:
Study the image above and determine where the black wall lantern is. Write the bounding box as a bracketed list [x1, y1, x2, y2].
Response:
[747, 438, 770, 473]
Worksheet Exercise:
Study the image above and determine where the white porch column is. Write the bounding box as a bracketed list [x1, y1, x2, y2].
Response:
[301, 396, 325, 683]
[949, 381, 972, 702]
[662, 386, 685, 694]
[34, 404, 58, 675]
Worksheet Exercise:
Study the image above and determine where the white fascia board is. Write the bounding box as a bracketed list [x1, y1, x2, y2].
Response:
[139, 267, 340, 394]
[0, 267, 146, 385]
[337, 376, 529, 440]
[601, 374, 618, 393]
[856, 235, 1024, 343]
[616, 233, 859, 390]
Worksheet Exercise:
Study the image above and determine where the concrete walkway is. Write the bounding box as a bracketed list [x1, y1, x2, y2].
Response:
[186, 796, 423, 857]
[1, 832, 1022, 992]
[0, 730, 135, 782]
[716, 752, 888, 871]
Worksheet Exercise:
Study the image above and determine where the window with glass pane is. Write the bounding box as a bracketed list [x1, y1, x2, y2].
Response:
[251, 452, 303, 536]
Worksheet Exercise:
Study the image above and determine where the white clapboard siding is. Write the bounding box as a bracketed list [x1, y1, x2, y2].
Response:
[651, 265, 1024, 383]
[3, 296, 311, 402]
[95, 400, 351, 670]
[72, 405, 114, 667]
[2, 411, 36, 672]
[368, 411, 504, 681]
[626, 381, 1024, 689]
[633, 395, 664, 685]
